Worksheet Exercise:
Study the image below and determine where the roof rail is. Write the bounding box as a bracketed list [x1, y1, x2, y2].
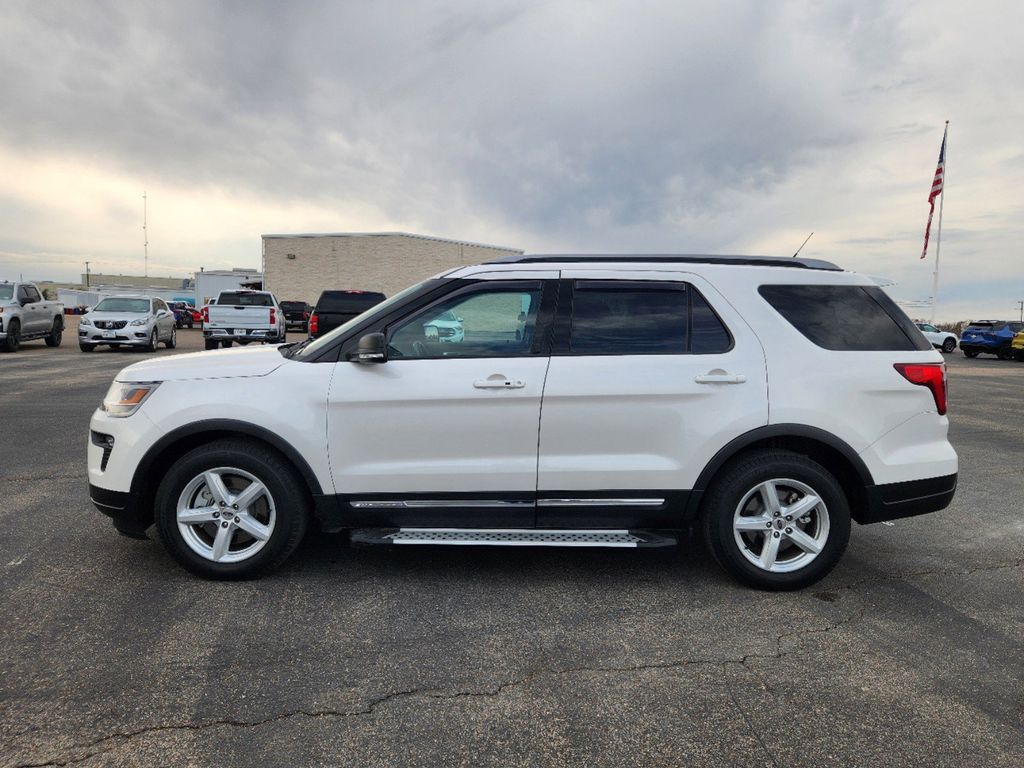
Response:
[484, 253, 843, 271]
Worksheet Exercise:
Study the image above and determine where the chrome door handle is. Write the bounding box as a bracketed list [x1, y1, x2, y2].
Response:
[694, 372, 747, 384]
[474, 377, 525, 389]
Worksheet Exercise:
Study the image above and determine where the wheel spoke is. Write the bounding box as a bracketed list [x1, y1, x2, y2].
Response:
[757, 481, 781, 516]
[232, 480, 267, 512]
[735, 514, 772, 532]
[759, 533, 781, 570]
[234, 512, 271, 541]
[785, 493, 821, 521]
[211, 524, 234, 561]
[786, 526, 823, 555]
[177, 505, 219, 525]
[203, 471, 231, 505]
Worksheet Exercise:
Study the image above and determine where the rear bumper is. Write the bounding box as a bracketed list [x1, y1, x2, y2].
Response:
[859, 473, 957, 524]
[204, 328, 277, 339]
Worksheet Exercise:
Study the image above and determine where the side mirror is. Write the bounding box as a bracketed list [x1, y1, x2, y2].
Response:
[353, 332, 387, 363]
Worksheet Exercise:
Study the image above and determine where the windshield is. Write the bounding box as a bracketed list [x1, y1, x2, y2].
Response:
[93, 298, 150, 313]
[0, 285, 13, 301]
[290, 279, 439, 360]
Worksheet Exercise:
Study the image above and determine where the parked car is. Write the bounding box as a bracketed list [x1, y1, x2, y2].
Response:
[308, 290, 386, 339]
[87, 253, 957, 590]
[79, 296, 177, 352]
[914, 322, 957, 353]
[959, 320, 1024, 359]
[1012, 330, 1024, 362]
[168, 302, 195, 329]
[423, 308, 465, 343]
[0, 280, 64, 352]
[202, 290, 285, 350]
[280, 300, 312, 332]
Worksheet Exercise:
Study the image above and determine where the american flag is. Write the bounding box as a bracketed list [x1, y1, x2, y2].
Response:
[920, 125, 947, 259]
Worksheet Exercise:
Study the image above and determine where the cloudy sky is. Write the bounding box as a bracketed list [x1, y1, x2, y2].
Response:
[1, 0, 1021, 320]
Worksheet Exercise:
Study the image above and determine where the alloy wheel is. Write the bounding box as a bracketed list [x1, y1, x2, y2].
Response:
[732, 478, 830, 573]
[176, 467, 277, 563]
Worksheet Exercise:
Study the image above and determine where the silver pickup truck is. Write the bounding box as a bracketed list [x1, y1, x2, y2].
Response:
[0, 281, 65, 352]
[203, 289, 286, 350]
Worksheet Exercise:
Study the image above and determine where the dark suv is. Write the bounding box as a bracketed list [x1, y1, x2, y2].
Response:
[309, 290, 386, 339]
[959, 321, 1024, 359]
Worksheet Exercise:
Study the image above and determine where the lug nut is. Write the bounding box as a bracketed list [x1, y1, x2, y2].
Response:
[785, 527, 793, 534]
[765, 522, 772, 528]
[234, 516, 240, 522]
[773, 531, 781, 538]
[232, 504, 239, 510]
[785, 515, 792, 521]
[213, 511, 219, 518]
[221, 521, 229, 528]
[219, 501, 225, 506]
[773, 511, 780, 517]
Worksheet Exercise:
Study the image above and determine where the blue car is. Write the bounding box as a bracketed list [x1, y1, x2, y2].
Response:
[959, 320, 1024, 359]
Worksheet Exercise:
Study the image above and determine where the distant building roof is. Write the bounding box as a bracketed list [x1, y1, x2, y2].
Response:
[261, 231, 522, 254]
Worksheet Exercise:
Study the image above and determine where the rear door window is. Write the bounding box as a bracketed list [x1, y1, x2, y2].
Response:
[759, 285, 931, 351]
[219, 292, 273, 307]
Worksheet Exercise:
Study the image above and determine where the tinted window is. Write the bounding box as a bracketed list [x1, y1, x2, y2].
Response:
[1009, 322, 1024, 333]
[568, 281, 730, 355]
[0, 285, 13, 301]
[280, 301, 307, 311]
[690, 291, 732, 353]
[219, 292, 273, 307]
[317, 291, 386, 314]
[389, 283, 541, 359]
[759, 285, 930, 351]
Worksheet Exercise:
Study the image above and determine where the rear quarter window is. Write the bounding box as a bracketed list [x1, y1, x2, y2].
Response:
[759, 285, 930, 352]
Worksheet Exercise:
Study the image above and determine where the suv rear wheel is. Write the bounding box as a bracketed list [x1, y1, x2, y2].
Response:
[941, 337, 956, 353]
[154, 439, 309, 579]
[702, 450, 851, 590]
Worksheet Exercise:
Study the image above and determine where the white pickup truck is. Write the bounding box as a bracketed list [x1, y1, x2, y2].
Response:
[202, 290, 286, 350]
[0, 280, 65, 352]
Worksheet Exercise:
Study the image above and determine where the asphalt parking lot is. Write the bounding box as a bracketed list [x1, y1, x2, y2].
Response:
[1, 326, 1022, 767]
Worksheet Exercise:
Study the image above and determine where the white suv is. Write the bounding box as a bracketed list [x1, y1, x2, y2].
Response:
[87, 255, 958, 589]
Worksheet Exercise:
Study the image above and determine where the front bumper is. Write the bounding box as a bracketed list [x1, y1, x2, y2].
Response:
[89, 484, 149, 538]
[79, 327, 152, 345]
[859, 473, 958, 524]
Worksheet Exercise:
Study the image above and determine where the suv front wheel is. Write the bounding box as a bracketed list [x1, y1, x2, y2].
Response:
[702, 450, 851, 590]
[154, 439, 309, 579]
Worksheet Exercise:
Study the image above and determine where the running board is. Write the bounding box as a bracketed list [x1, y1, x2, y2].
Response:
[350, 528, 677, 548]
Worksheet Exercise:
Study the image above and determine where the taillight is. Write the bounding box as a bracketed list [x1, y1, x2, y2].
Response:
[309, 312, 318, 335]
[270, 308, 276, 326]
[894, 363, 947, 415]
[201, 306, 209, 323]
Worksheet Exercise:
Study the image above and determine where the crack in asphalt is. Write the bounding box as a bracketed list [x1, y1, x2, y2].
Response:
[10, 611, 865, 768]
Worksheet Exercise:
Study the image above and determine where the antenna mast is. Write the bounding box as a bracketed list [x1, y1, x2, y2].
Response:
[143, 191, 148, 278]
[793, 232, 814, 258]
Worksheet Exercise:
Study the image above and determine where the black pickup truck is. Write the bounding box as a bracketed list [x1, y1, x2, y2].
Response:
[309, 290, 386, 339]
[279, 301, 312, 332]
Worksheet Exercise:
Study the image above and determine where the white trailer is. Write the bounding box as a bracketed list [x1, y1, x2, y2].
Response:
[194, 270, 263, 307]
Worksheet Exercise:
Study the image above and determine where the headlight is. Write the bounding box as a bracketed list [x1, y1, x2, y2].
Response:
[80, 316, 92, 326]
[101, 381, 160, 417]
[129, 317, 148, 326]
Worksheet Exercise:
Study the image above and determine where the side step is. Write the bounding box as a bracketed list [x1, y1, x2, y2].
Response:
[350, 528, 677, 549]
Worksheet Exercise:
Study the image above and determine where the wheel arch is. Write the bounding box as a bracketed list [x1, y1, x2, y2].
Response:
[684, 425, 873, 523]
[130, 419, 324, 526]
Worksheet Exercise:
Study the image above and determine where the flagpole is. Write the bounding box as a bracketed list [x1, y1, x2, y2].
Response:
[930, 120, 948, 323]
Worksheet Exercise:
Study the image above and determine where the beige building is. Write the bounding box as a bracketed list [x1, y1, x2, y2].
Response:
[261, 232, 522, 305]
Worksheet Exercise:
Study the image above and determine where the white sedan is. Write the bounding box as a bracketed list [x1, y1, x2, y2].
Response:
[915, 322, 958, 353]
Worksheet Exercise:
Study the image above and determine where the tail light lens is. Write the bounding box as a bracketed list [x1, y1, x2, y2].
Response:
[894, 363, 947, 415]
[270, 307, 277, 326]
[201, 306, 209, 323]
[309, 312, 318, 336]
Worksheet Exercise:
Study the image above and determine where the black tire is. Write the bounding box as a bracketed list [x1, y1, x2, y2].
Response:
[144, 329, 158, 353]
[222, 340, 233, 348]
[154, 439, 309, 579]
[79, 343, 95, 352]
[1014, 349, 1024, 362]
[1, 320, 20, 352]
[941, 337, 956, 353]
[997, 346, 1014, 361]
[701, 450, 851, 591]
[204, 338, 219, 351]
[963, 348, 979, 358]
[45, 318, 63, 347]
[165, 327, 177, 349]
